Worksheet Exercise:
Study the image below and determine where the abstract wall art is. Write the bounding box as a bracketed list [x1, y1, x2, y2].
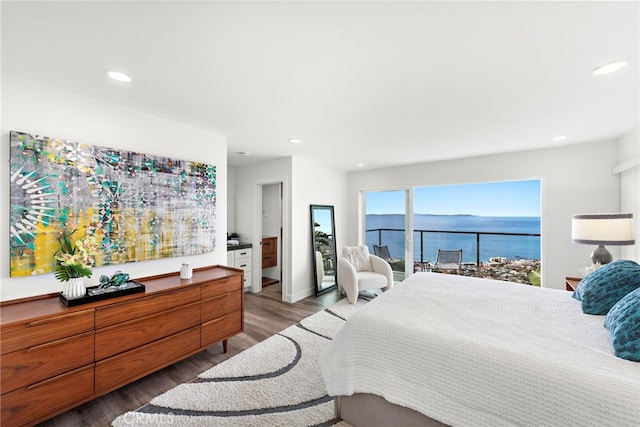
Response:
[9, 131, 217, 277]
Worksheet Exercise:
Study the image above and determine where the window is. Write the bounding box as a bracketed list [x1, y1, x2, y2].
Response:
[364, 180, 541, 285]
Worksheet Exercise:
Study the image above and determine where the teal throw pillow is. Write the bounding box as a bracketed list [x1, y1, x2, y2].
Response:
[604, 287, 640, 362]
[572, 259, 640, 315]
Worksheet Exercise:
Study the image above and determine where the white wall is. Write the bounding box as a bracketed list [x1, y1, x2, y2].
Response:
[227, 165, 237, 235]
[291, 157, 348, 301]
[234, 156, 348, 302]
[346, 139, 625, 290]
[617, 125, 640, 261]
[1, 73, 228, 301]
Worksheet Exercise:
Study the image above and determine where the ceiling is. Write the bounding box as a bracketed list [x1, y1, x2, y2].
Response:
[2, 1, 638, 171]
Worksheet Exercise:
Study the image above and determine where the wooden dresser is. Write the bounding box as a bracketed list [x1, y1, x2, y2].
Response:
[262, 236, 277, 268]
[0, 265, 243, 427]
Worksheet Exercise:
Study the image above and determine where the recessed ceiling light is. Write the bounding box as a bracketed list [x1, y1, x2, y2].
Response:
[106, 70, 132, 83]
[592, 60, 629, 76]
[238, 151, 250, 156]
[288, 138, 302, 144]
[356, 163, 365, 167]
[552, 135, 567, 141]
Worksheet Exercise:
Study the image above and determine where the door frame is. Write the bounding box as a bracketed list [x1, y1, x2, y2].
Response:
[252, 176, 290, 302]
[360, 187, 414, 280]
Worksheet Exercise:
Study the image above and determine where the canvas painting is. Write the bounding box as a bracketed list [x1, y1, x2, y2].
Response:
[9, 131, 216, 277]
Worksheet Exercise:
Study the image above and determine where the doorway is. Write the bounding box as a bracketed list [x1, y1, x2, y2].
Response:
[261, 183, 282, 288]
[252, 176, 290, 302]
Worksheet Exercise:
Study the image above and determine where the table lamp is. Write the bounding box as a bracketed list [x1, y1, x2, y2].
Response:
[571, 213, 635, 264]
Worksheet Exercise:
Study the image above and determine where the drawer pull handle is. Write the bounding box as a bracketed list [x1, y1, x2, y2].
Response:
[27, 338, 69, 352]
[209, 292, 232, 301]
[27, 311, 88, 327]
[25, 367, 91, 390]
[26, 331, 93, 352]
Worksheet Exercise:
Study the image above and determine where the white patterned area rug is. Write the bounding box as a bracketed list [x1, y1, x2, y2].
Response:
[111, 295, 373, 427]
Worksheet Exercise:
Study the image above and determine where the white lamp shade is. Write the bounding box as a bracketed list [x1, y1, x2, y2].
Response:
[571, 213, 635, 245]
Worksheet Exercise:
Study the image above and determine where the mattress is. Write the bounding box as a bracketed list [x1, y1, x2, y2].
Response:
[319, 272, 640, 427]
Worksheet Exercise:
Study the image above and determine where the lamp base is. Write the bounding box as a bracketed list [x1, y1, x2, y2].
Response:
[590, 245, 612, 265]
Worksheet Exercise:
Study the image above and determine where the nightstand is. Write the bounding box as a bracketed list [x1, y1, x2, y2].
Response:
[565, 277, 582, 292]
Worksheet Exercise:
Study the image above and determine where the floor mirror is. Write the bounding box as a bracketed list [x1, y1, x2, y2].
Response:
[310, 204, 338, 296]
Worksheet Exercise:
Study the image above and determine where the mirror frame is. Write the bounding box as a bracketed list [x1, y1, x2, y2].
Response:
[310, 204, 338, 296]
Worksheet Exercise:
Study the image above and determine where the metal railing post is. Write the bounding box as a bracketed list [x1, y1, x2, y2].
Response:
[476, 233, 481, 277]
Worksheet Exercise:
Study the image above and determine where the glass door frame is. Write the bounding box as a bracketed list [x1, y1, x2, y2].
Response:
[360, 187, 414, 281]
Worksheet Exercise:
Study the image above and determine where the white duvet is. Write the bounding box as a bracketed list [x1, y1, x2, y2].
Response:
[319, 272, 640, 427]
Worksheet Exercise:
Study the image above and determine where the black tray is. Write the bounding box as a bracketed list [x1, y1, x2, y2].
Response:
[59, 280, 145, 307]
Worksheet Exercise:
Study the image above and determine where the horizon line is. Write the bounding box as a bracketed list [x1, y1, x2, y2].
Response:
[367, 213, 541, 218]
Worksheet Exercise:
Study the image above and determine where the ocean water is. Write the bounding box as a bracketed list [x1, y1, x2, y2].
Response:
[365, 214, 540, 263]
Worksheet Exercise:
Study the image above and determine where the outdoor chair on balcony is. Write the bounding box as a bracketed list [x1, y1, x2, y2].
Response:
[338, 245, 394, 304]
[434, 249, 463, 274]
[373, 244, 396, 263]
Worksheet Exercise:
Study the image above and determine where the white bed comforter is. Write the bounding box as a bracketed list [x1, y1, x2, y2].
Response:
[319, 273, 640, 427]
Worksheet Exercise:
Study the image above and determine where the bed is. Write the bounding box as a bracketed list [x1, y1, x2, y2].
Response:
[319, 272, 640, 427]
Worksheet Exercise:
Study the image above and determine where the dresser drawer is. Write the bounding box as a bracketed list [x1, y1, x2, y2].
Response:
[233, 248, 251, 260]
[242, 273, 250, 289]
[95, 287, 200, 329]
[201, 311, 242, 348]
[234, 257, 251, 271]
[262, 237, 276, 254]
[95, 302, 200, 360]
[201, 275, 242, 299]
[201, 290, 242, 323]
[262, 253, 277, 268]
[1, 331, 94, 394]
[1, 309, 94, 355]
[1, 364, 94, 427]
[95, 326, 200, 395]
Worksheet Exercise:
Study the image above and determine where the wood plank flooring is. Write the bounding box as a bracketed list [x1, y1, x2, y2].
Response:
[37, 284, 342, 427]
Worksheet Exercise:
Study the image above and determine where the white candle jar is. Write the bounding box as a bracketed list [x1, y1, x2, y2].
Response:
[180, 261, 192, 279]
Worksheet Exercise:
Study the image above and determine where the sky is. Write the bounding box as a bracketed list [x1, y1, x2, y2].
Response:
[366, 179, 541, 217]
[312, 207, 334, 235]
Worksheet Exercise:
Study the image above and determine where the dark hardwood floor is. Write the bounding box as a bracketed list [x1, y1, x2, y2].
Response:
[37, 284, 342, 427]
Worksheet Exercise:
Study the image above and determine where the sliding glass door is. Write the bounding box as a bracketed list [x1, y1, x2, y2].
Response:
[364, 189, 412, 281]
[363, 180, 541, 286]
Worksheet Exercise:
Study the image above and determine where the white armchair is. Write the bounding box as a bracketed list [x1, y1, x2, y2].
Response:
[315, 251, 325, 287]
[338, 245, 394, 304]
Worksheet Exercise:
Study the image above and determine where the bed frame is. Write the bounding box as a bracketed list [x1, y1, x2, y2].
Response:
[336, 394, 448, 427]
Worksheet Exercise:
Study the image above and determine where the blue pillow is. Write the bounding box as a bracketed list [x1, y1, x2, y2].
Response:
[604, 287, 640, 362]
[572, 259, 640, 315]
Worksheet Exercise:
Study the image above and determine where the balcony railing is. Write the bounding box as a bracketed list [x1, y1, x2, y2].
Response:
[366, 227, 541, 285]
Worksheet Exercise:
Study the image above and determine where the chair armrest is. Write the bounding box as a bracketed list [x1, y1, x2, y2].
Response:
[338, 256, 359, 303]
[370, 255, 394, 289]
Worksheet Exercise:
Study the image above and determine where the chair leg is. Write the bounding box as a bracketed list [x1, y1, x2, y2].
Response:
[345, 286, 358, 304]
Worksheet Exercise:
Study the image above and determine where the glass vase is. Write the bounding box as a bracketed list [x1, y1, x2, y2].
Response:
[62, 277, 86, 299]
